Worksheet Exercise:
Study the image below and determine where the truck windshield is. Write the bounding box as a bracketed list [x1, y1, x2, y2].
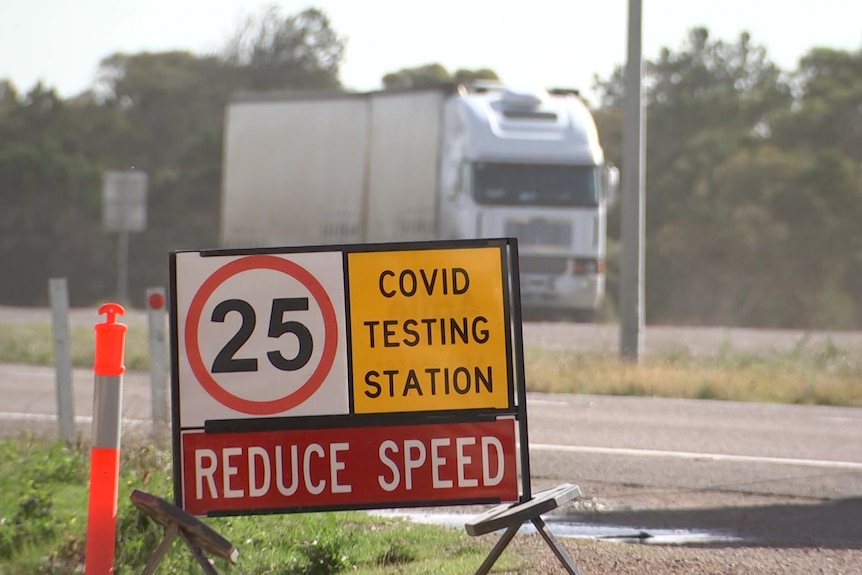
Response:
[472, 163, 599, 207]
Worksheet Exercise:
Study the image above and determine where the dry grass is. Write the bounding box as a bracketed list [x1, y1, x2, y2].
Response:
[0, 323, 153, 371]
[524, 342, 862, 407]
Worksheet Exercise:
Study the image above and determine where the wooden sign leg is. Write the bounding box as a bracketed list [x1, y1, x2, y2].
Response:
[474, 523, 520, 575]
[532, 515, 582, 575]
[466, 484, 584, 575]
[179, 529, 220, 575]
[131, 489, 238, 574]
[140, 523, 179, 575]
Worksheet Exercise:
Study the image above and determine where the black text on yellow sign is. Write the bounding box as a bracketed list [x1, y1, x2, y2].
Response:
[347, 247, 511, 414]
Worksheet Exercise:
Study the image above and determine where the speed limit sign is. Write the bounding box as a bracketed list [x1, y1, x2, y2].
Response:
[172, 250, 349, 427]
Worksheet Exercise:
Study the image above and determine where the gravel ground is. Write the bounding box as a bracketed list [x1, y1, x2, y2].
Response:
[471, 485, 862, 574]
[504, 536, 862, 575]
[408, 478, 862, 575]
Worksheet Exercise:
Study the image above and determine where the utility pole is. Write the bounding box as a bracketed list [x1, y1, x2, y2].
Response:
[619, 0, 646, 361]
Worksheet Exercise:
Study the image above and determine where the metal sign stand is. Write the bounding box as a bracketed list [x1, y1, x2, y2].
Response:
[130, 490, 238, 575]
[463, 243, 584, 574]
[466, 483, 584, 575]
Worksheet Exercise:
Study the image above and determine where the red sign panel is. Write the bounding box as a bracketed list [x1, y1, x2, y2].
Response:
[180, 420, 518, 516]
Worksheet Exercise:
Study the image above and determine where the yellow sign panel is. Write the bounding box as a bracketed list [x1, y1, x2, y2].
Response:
[348, 246, 511, 414]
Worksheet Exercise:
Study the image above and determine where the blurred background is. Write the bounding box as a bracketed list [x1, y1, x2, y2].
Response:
[1, 0, 861, 329]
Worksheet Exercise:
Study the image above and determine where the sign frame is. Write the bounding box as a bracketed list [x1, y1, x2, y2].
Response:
[169, 238, 530, 517]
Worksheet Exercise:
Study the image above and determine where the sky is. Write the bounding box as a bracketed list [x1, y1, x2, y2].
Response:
[1, 0, 861, 104]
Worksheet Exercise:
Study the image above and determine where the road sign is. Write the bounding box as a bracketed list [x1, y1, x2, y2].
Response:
[348, 247, 512, 414]
[180, 419, 518, 516]
[103, 170, 147, 232]
[173, 251, 349, 426]
[170, 239, 526, 516]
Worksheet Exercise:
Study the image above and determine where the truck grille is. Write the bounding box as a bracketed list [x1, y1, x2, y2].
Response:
[504, 219, 572, 247]
[519, 256, 568, 275]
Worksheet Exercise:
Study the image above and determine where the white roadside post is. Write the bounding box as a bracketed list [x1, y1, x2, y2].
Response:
[146, 287, 169, 427]
[49, 277, 74, 442]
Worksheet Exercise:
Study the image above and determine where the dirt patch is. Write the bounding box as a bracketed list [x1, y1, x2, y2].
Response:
[559, 482, 862, 549]
[431, 482, 862, 573]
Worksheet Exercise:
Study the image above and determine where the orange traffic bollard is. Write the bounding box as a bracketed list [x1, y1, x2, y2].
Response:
[85, 303, 127, 574]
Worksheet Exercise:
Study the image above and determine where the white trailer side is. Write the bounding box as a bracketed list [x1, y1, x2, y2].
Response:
[220, 89, 447, 248]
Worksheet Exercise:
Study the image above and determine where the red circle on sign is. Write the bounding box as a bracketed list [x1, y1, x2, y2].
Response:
[184, 255, 338, 415]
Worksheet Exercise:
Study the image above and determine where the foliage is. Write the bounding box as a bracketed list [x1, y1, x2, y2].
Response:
[0, 85, 113, 305]
[593, 28, 862, 328]
[382, 63, 499, 90]
[0, 438, 87, 562]
[0, 487, 56, 559]
[223, 5, 345, 92]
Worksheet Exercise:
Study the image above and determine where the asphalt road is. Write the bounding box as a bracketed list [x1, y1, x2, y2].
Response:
[527, 392, 862, 501]
[2, 360, 860, 502]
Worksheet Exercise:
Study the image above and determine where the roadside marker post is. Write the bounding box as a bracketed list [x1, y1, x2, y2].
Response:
[146, 287, 169, 427]
[48, 277, 74, 442]
[85, 303, 127, 575]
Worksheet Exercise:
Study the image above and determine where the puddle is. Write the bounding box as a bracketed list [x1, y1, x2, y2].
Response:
[371, 510, 742, 545]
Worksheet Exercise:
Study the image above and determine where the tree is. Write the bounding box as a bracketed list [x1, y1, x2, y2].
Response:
[382, 63, 499, 90]
[96, 51, 234, 170]
[593, 28, 800, 325]
[453, 67, 500, 85]
[0, 80, 17, 118]
[223, 5, 345, 92]
[769, 46, 862, 324]
[382, 63, 451, 90]
[0, 84, 113, 304]
[771, 47, 862, 164]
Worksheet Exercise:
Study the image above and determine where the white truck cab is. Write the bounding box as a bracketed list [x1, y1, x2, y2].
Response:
[439, 83, 617, 319]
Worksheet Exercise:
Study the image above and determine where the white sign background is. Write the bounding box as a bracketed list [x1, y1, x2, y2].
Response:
[174, 251, 349, 427]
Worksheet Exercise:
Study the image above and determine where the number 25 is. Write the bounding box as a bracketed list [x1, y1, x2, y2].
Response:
[210, 298, 313, 373]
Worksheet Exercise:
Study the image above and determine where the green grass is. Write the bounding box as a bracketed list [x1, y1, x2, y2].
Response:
[0, 436, 517, 574]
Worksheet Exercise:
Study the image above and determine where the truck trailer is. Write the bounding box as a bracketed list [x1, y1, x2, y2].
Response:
[220, 83, 617, 320]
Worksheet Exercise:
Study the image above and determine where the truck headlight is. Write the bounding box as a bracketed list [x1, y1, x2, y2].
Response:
[573, 259, 604, 274]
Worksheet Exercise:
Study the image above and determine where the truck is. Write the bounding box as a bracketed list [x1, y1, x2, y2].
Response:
[220, 82, 618, 320]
